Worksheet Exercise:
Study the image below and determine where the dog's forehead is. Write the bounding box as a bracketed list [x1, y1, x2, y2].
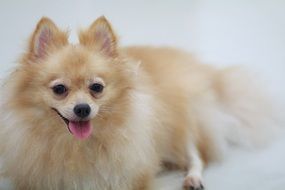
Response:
[52, 46, 100, 69]
[45, 45, 110, 82]
[61, 46, 93, 65]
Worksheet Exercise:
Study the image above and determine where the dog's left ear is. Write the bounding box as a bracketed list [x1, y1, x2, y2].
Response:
[79, 16, 118, 57]
[29, 17, 68, 60]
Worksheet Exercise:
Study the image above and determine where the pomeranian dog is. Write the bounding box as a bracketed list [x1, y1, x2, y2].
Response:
[0, 16, 281, 190]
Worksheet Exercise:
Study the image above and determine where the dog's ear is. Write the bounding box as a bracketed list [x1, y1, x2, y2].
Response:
[28, 17, 68, 60]
[79, 16, 118, 57]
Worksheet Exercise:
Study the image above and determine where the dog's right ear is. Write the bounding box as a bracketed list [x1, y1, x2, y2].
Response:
[79, 16, 118, 58]
[28, 17, 68, 60]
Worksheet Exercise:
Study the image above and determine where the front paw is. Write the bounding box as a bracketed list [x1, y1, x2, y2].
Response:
[183, 175, 204, 190]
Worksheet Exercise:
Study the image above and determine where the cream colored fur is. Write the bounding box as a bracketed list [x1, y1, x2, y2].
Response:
[0, 17, 282, 190]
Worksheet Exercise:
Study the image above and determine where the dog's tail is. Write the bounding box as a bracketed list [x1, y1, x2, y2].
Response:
[213, 66, 285, 148]
[188, 65, 285, 165]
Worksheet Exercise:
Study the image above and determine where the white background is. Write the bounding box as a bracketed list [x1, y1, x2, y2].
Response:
[0, 1, 285, 190]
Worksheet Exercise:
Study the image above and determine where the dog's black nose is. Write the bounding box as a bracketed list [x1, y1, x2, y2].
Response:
[73, 104, 91, 118]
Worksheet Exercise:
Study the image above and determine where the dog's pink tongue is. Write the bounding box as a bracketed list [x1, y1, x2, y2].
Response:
[68, 121, 92, 140]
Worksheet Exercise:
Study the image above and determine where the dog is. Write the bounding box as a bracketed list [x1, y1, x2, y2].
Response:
[0, 16, 281, 190]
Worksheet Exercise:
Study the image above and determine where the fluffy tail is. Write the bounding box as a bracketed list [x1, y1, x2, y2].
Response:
[214, 66, 285, 148]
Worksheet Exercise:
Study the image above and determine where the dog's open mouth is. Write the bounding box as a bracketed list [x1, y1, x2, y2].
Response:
[52, 108, 93, 140]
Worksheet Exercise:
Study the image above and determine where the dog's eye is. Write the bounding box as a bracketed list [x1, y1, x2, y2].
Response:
[89, 83, 104, 93]
[52, 84, 67, 95]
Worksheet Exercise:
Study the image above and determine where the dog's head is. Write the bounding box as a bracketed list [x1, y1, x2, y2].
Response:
[11, 17, 134, 140]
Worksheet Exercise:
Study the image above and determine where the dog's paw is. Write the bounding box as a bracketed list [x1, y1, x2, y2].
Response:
[183, 175, 204, 190]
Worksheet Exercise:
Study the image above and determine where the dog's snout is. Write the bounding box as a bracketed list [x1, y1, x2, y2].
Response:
[74, 104, 91, 118]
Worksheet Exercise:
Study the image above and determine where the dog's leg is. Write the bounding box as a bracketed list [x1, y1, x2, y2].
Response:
[132, 171, 154, 190]
[183, 142, 204, 190]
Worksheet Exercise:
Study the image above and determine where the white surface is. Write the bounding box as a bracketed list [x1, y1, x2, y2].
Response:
[155, 136, 285, 190]
[0, 0, 285, 190]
